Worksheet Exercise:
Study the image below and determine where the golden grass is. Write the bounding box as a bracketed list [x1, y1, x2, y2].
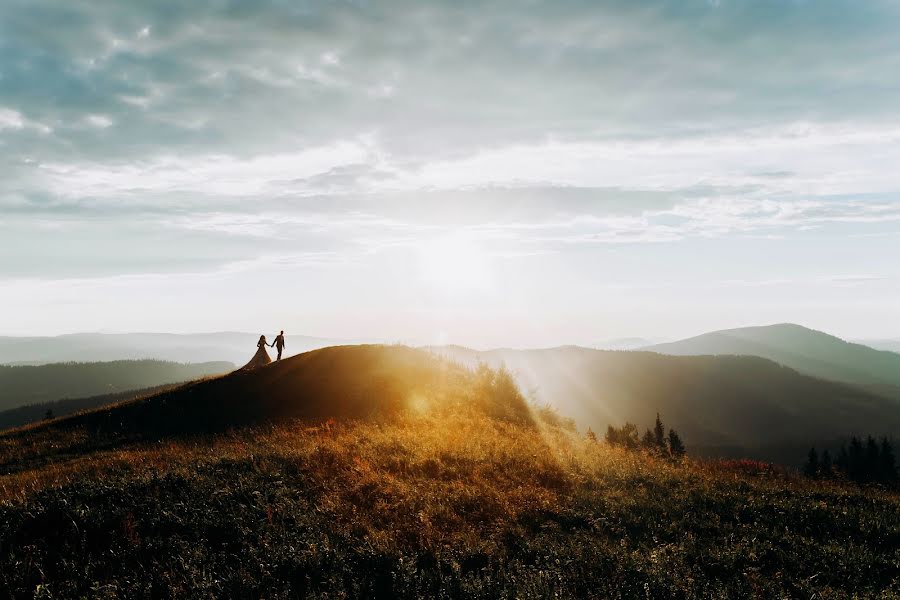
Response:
[1, 405, 897, 597]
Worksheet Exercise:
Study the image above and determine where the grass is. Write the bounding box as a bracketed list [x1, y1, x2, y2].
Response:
[0, 346, 897, 598]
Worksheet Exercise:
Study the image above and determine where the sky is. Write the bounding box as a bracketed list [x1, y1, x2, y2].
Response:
[3, 0, 900, 348]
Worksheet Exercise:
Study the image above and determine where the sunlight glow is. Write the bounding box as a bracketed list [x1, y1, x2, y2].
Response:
[416, 233, 491, 294]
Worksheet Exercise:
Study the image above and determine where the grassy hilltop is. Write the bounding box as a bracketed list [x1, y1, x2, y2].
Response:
[0, 346, 897, 599]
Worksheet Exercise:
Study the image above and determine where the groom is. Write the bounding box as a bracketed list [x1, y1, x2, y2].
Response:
[271, 330, 286, 361]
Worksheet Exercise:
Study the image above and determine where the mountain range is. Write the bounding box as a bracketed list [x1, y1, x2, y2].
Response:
[1, 323, 898, 465]
[0, 332, 344, 365]
[433, 344, 900, 463]
[0, 360, 233, 412]
[643, 323, 900, 389]
[854, 338, 900, 353]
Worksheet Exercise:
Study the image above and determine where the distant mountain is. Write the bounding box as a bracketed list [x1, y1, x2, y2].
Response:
[432, 345, 900, 463]
[0, 332, 345, 365]
[643, 323, 900, 388]
[854, 338, 900, 353]
[594, 337, 658, 350]
[0, 360, 233, 412]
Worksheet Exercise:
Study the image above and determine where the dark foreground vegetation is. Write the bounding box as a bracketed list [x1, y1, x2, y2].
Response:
[0, 346, 897, 599]
[805, 436, 899, 487]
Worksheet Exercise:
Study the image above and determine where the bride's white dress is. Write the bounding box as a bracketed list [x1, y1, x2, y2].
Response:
[241, 339, 272, 370]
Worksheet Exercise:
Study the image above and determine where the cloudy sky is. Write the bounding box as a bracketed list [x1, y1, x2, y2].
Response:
[2, 0, 900, 347]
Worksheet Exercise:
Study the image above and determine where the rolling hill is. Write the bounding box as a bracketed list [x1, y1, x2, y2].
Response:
[0, 383, 184, 431]
[0, 344, 896, 598]
[644, 323, 900, 388]
[0, 360, 233, 413]
[432, 345, 900, 463]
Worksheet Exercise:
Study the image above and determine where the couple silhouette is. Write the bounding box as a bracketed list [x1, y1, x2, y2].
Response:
[241, 330, 285, 370]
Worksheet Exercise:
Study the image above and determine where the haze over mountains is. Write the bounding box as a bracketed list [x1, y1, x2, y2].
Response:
[644, 323, 900, 389]
[0, 323, 897, 466]
[433, 345, 900, 463]
[856, 339, 900, 354]
[0, 332, 344, 365]
[0, 360, 233, 412]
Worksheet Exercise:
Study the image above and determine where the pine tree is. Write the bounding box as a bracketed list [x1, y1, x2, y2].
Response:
[820, 449, 833, 479]
[848, 437, 864, 483]
[605, 425, 618, 446]
[641, 428, 655, 450]
[803, 447, 820, 478]
[586, 428, 597, 442]
[620, 423, 640, 449]
[668, 429, 686, 458]
[836, 444, 849, 477]
[653, 413, 666, 449]
[43, 409, 53, 421]
[879, 438, 897, 484]
[865, 436, 880, 483]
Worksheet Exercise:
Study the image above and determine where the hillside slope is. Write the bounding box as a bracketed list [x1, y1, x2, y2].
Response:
[0, 346, 531, 472]
[0, 383, 184, 431]
[645, 323, 900, 387]
[0, 345, 896, 599]
[432, 345, 900, 462]
[0, 360, 233, 412]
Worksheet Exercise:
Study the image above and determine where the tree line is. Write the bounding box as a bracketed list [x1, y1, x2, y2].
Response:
[592, 413, 686, 458]
[803, 436, 897, 487]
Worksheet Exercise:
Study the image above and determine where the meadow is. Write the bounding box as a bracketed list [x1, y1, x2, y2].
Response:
[0, 347, 897, 599]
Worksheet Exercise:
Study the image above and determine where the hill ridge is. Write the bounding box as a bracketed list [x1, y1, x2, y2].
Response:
[643, 322, 900, 387]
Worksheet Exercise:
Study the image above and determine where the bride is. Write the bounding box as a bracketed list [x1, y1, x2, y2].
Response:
[240, 334, 273, 370]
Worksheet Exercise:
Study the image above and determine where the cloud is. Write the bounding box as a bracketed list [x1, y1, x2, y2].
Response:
[3, 0, 900, 166]
[2, 0, 900, 330]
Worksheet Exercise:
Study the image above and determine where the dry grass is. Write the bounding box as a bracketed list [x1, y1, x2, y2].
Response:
[1, 409, 898, 598]
[0, 348, 897, 598]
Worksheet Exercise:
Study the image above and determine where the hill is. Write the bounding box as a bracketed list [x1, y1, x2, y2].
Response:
[593, 337, 657, 350]
[0, 345, 896, 598]
[0, 383, 184, 431]
[0, 332, 344, 365]
[0, 346, 531, 463]
[644, 323, 900, 387]
[0, 360, 233, 413]
[432, 345, 900, 464]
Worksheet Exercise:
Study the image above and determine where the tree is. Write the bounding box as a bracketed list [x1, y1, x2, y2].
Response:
[879, 438, 897, 484]
[43, 409, 53, 421]
[605, 425, 619, 446]
[586, 428, 597, 442]
[619, 423, 640, 449]
[865, 436, 880, 483]
[668, 429, 686, 458]
[605, 423, 639, 449]
[820, 449, 833, 479]
[848, 437, 865, 483]
[641, 428, 655, 450]
[653, 413, 666, 449]
[803, 447, 820, 478]
[836, 444, 849, 474]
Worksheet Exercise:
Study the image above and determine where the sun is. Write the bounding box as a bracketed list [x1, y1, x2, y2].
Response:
[416, 233, 491, 294]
